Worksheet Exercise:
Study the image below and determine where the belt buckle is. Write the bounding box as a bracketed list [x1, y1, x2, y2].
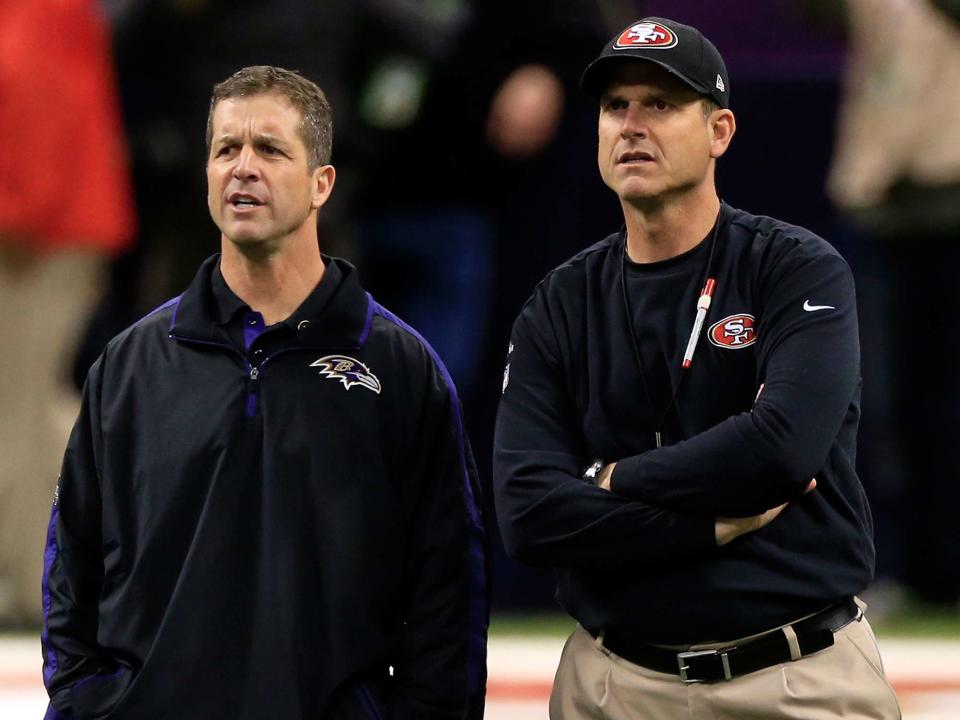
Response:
[677, 648, 733, 683]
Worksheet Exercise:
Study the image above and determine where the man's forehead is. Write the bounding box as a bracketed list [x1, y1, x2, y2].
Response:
[603, 62, 699, 98]
[212, 92, 300, 132]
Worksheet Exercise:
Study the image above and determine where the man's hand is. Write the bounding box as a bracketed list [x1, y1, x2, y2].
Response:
[596, 463, 815, 545]
[597, 462, 616, 491]
[715, 479, 817, 546]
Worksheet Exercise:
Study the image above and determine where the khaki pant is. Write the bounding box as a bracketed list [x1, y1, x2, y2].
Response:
[550, 617, 901, 720]
[0, 250, 103, 624]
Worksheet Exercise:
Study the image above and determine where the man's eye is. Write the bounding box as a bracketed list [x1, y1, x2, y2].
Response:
[654, 100, 670, 111]
[217, 146, 235, 157]
[606, 99, 627, 111]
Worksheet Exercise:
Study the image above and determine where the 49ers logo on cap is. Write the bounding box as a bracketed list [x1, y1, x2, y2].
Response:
[614, 21, 678, 50]
[708, 314, 757, 349]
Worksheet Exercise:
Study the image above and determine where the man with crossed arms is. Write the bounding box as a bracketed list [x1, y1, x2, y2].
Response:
[494, 17, 898, 720]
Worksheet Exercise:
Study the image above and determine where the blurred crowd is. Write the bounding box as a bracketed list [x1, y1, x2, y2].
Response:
[1, 0, 959, 626]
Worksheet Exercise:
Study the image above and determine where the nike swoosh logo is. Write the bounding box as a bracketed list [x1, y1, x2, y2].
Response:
[803, 300, 835, 312]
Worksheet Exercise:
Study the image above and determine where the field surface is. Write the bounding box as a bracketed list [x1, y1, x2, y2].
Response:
[3, 616, 957, 719]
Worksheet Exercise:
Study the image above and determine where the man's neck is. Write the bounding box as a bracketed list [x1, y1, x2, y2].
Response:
[219, 235, 325, 325]
[622, 188, 721, 264]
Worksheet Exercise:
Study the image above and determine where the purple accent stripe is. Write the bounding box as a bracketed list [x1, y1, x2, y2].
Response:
[41, 504, 60, 687]
[356, 684, 385, 720]
[43, 703, 71, 720]
[371, 302, 488, 694]
[358, 293, 376, 347]
[246, 390, 258, 418]
[71, 666, 126, 693]
[168, 296, 184, 333]
[128, 295, 181, 330]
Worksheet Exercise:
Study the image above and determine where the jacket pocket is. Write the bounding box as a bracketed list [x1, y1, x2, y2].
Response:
[69, 666, 134, 719]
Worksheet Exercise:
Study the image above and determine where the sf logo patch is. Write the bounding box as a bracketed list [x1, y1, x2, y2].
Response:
[708, 314, 757, 349]
[310, 355, 382, 394]
[614, 21, 678, 50]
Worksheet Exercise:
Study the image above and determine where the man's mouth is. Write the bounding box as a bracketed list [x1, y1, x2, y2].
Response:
[618, 151, 655, 164]
[228, 192, 264, 208]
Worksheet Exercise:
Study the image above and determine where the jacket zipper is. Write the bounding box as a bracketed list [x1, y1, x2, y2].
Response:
[247, 365, 260, 418]
[168, 333, 260, 419]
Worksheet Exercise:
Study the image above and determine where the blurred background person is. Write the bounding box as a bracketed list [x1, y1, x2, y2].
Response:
[827, 0, 960, 610]
[0, 0, 135, 626]
[346, 0, 605, 408]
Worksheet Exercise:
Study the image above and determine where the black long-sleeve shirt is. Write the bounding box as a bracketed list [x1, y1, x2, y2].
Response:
[493, 202, 874, 643]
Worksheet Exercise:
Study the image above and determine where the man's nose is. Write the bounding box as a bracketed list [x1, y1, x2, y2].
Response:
[232, 145, 260, 180]
[620, 104, 648, 139]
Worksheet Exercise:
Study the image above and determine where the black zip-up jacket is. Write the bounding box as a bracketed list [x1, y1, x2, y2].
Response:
[494, 203, 874, 643]
[41, 255, 488, 720]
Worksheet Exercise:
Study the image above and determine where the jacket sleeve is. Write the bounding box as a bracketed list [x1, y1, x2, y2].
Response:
[611, 246, 860, 517]
[41, 357, 108, 716]
[493, 305, 717, 570]
[393, 359, 488, 720]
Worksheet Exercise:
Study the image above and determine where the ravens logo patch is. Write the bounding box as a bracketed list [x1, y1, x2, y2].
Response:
[310, 355, 382, 393]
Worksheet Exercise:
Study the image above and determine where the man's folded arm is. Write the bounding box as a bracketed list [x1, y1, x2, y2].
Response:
[494, 312, 717, 570]
[610, 249, 860, 517]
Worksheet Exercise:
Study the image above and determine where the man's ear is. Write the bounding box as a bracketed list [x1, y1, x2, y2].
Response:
[709, 109, 736, 159]
[311, 164, 336, 210]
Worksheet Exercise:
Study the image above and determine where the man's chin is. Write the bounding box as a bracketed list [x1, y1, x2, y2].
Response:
[226, 233, 268, 246]
[221, 221, 271, 246]
[619, 187, 662, 205]
[611, 175, 659, 197]
[222, 233, 278, 258]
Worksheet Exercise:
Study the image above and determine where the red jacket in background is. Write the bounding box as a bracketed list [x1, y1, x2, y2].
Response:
[0, 0, 136, 253]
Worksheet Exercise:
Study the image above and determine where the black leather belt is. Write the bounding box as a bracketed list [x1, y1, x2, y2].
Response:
[596, 597, 861, 683]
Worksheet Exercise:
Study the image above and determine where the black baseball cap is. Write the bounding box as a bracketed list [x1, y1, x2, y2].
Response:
[581, 17, 730, 108]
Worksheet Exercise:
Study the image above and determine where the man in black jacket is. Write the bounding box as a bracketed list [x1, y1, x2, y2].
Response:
[41, 66, 488, 720]
[494, 18, 898, 719]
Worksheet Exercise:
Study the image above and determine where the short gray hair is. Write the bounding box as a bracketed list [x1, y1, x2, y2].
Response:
[701, 97, 720, 120]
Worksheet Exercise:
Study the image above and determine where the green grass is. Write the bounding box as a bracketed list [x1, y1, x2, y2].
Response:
[489, 612, 574, 638]
[871, 606, 960, 639]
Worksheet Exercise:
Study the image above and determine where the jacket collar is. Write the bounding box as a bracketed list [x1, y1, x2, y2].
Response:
[170, 253, 373, 349]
